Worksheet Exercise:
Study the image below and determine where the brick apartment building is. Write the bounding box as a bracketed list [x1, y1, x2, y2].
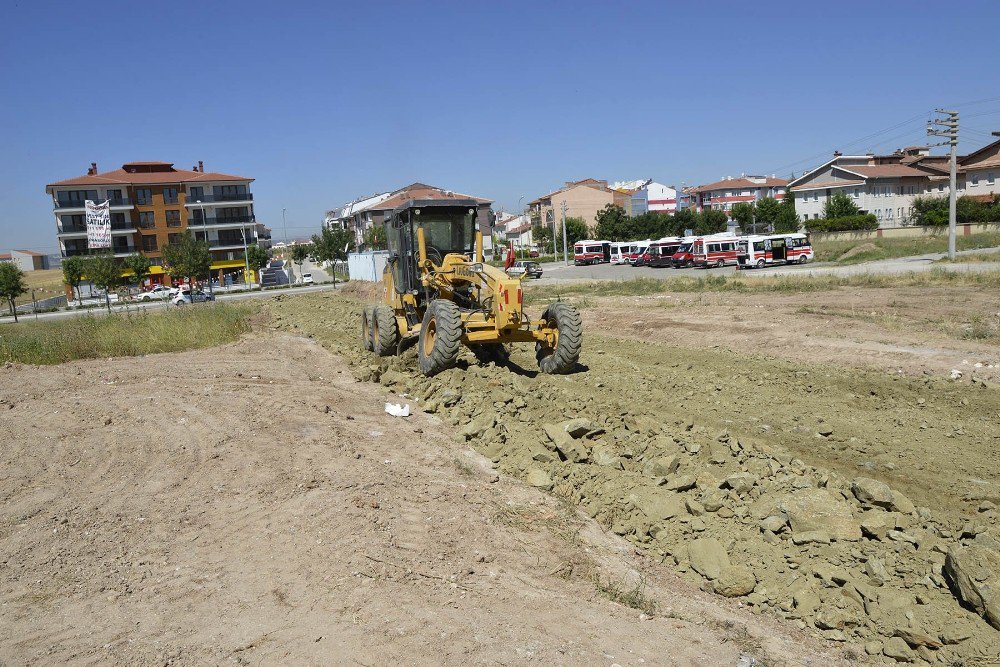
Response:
[689, 175, 789, 220]
[45, 160, 264, 286]
[528, 179, 629, 233]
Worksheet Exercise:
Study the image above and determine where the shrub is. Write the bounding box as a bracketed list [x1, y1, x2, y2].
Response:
[804, 214, 879, 233]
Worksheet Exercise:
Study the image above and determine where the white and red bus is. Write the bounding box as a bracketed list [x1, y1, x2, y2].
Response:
[736, 233, 813, 268]
[669, 236, 697, 267]
[573, 240, 611, 265]
[647, 237, 683, 268]
[692, 233, 740, 268]
[610, 242, 633, 264]
[627, 240, 652, 265]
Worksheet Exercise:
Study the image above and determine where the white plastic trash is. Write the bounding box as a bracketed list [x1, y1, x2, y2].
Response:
[384, 402, 411, 417]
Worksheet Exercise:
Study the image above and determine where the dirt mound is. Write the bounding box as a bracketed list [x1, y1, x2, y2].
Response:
[837, 242, 881, 261]
[272, 292, 1000, 665]
[338, 279, 382, 301]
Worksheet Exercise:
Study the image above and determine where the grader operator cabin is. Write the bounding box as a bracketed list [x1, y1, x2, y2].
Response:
[361, 199, 582, 376]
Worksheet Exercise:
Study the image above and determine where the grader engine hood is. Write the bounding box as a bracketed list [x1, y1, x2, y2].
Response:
[493, 278, 523, 330]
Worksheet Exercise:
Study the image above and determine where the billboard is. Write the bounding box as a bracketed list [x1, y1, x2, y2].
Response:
[85, 200, 111, 249]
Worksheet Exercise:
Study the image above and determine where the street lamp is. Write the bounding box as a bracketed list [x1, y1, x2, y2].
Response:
[196, 200, 214, 299]
[282, 207, 288, 246]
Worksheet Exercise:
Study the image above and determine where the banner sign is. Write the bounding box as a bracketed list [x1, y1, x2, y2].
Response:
[85, 200, 111, 248]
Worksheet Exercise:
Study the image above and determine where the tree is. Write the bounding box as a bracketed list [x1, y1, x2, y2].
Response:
[85, 252, 122, 313]
[290, 243, 312, 280]
[363, 225, 386, 250]
[730, 202, 755, 233]
[594, 204, 630, 241]
[162, 233, 212, 292]
[754, 197, 783, 233]
[823, 192, 861, 219]
[245, 244, 270, 287]
[696, 209, 729, 234]
[62, 255, 85, 306]
[122, 253, 151, 292]
[0, 262, 28, 323]
[670, 209, 697, 236]
[773, 195, 800, 233]
[310, 226, 354, 263]
[532, 223, 553, 252]
[555, 216, 588, 254]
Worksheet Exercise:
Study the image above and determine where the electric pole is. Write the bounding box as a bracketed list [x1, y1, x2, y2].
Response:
[927, 109, 959, 260]
[561, 200, 569, 265]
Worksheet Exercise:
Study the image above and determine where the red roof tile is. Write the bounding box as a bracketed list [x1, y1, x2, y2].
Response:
[47, 162, 253, 188]
[691, 177, 788, 193]
[843, 165, 927, 178]
[790, 179, 865, 192]
[12, 249, 46, 256]
[374, 183, 491, 210]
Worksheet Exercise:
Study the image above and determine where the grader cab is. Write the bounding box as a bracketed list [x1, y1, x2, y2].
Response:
[362, 199, 582, 376]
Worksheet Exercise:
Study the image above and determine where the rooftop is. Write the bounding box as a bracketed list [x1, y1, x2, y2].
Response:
[47, 161, 253, 188]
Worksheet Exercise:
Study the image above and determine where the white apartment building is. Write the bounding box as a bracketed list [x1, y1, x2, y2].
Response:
[613, 180, 682, 215]
[690, 175, 788, 217]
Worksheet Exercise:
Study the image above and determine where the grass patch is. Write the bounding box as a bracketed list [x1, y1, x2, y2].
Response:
[0, 303, 256, 365]
[812, 230, 1000, 264]
[593, 575, 658, 615]
[938, 249, 1000, 263]
[526, 269, 1000, 303]
[13, 268, 67, 306]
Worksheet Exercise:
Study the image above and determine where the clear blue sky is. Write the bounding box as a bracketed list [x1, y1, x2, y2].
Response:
[2, 0, 999, 252]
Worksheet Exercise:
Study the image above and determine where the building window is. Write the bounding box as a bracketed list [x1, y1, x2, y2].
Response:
[189, 186, 204, 201]
[139, 211, 155, 228]
[165, 210, 181, 227]
[164, 187, 179, 204]
[106, 189, 123, 202]
[135, 188, 152, 205]
[989, 172, 996, 185]
[141, 235, 158, 252]
[111, 212, 126, 227]
[886, 208, 893, 220]
[853, 188, 860, 199]
[167, 233, 182, 245]
[60, 214, 84, 230]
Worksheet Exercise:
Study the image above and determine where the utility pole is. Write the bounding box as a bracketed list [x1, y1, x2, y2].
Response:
[282, 207, 289, 247]
[927, 109, 959, 259]
[561, 200, 568, 265]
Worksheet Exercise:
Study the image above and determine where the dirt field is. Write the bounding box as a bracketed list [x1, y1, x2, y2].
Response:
[0, 334, 850, 666]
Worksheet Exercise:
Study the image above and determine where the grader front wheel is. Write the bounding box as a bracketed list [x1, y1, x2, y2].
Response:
[536, 303, 582, 374]
[372, 305, 399, 357]
[361, 307, 374, 351]
[418, 299, 463, 376]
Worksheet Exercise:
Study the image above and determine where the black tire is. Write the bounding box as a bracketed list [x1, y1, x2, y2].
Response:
[418, 300, 463, 376]
[716, 259, 725, 268]
[756, 259, 765, 269]
[799, 255, 808, 264]
[372, 305, 399, 356]
[471, 343, 510, 366]
[536, 303, 582, 375]
[361, 307, 374, 352]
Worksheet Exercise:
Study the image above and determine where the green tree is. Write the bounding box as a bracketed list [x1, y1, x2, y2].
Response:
[823, 192, 861, 219]
[162, 233, 212, 291]
[0, 262, 28, 323]
[85, 252, 122, 314]
[556, 216, 589, 253]
[773, 195, 800, 233]
[730, 202, 755, 233]
[290, 243, 312, 281]
[670, 209, 697, 236]
[310, 226, 354, 263]
[61, 255, 86, 306]
[752, 198, 782, 233]
[122, 253, 151, 292]
[363, 225, 386, 250]
[594, 204, 630, 241]
[696, 209, 729, 234]
[533, 223, 553, 251]
[245, 244, 270, 287]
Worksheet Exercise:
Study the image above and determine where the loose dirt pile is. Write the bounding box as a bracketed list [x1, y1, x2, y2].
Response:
[0, 333, 849, 666]
[273, 291, 1000, 665]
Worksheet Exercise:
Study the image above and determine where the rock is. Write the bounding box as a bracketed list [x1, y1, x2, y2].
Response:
[894, 628, 942, 649]
[781, 488, 861, 542]
[860, 511, 892, 540]
[715, 565, 756, 597]
[460, 413, 496, 440]
[530, 444, 557, 464]
[722, 473, 755, 495]
[525, 469, 552, 490]
[760, 515, 786, 533]
[865, 557, 891, 586]
[685, 499, 705, 516]
[701, 491, 726, 513]
[814, 605, 854, 630]
[943, 544, 1000, 629]
[590, 443, 623, 469]
[562, 418, 595, 439]
[631, 491, 685, 522]
[890, 490, 916, 515]
[883, 636, 914, 662]
[542, 423, 589, 463]
[664, 475, 696, 492]
[792, 530, 831, 545]
[851, 477, 894, 507]
[864, 640, 883, 656]
[646, 455, 680, 477]
[688, 538, 730, 580]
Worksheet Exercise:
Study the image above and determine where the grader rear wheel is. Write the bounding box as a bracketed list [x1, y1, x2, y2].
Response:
[536, 302, 582, 374]
[372, 305, 399, 357]
[361, 307, 374, 351]
[418, 299, 463, 376]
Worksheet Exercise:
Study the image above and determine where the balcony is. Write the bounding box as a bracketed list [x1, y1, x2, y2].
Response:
[57, 222, 138, 236]
[54, 197, 131, 210]
[62, 246, 136, 258]
[188, 215, 256, 228]
[184, 193, 253, 205]
[208, 238, 250, 249]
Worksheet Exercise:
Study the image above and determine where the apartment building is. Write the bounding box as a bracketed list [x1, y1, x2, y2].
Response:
[328, 183, 494, 249]
[613, 180, 681, 216]
[528, 179, 628, 232]
[787, 138, 1000, 227]
[689, 175, 788, 218]
[0, 249, 50, 272]
[45, 161, 261, 285]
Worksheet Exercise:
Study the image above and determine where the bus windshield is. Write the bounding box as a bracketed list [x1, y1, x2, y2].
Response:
[676, 243, 691, 254]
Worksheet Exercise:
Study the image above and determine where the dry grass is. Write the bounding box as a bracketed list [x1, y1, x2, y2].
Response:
[14, 268, 67, 306]
[593, 575, 658, 615]
[812, 230, 1000, 264]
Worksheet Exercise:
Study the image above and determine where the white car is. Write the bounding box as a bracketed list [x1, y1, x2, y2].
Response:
[172, 289, 214, 305]
[301, 273, 314, 284]
[137, 285, 173, 301]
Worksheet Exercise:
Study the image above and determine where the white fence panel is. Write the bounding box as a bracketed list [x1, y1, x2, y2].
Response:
[347, 251, 389, 282]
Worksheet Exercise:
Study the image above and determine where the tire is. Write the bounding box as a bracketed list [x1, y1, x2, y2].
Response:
[471, 343, 510, 366]
[799, 255, 808, 264]
[361, 307, 374, 351]
[716, 259, 725, 268]
[756, 259, 765, 269]
[418, 300, 463, 376]
[372, 305, 399, 357]
[536, 303, 582, 375]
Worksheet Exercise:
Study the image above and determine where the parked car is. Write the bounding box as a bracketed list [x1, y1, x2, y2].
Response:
[506, 261, 543, 279]
[528, 249, 539, 258]
[137, 285, 172, 301]
[301, 273, 314, 284]
[172, 289, 214, 305]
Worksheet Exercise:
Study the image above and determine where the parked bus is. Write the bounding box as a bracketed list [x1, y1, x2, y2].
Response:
[669, 236, 697, 268]
[647, 237, 683, 268]
[736, 233, 814, 268]
[610, 242, 634, 264]
[691, 233, 740, 268]
[627, 240, 652, 265]
[573, 240, 612, 265]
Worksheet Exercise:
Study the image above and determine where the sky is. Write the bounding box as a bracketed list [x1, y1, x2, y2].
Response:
[2, 0, 1000, 252]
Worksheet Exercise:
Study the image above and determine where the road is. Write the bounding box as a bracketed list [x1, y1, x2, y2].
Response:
[1, 283, 340, 324]
[533, 246, 1000, 283]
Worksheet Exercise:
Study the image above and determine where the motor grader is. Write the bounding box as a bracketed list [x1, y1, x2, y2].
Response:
[361, 199, 582, 376]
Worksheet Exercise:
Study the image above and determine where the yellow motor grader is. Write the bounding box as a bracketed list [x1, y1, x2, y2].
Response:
[362, 199, 581, 376]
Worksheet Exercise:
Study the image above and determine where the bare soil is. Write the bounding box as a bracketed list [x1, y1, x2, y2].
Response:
[0, 334, 848, 666]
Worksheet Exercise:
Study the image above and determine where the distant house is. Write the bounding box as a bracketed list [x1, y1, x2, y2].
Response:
[528, 178, 628, 232]
[1, 250, 50, 272]
[689, 176, 789, 221]
[613, 180, 681, 216]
